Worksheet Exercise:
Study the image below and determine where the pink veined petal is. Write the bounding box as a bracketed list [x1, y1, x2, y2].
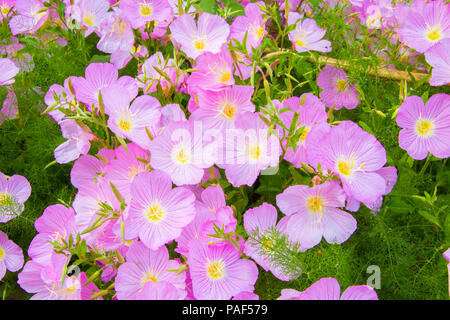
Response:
[341, 285, 378, 300]
[299, 278, 341, 300]
[321, 207, 357, 245]
[243, 203, 277, 235]
[398, 128, 429, 160]
[6, 175, 31, 204]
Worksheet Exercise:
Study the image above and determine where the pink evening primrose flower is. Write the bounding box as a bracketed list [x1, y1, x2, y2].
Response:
[0, 91, 18, 124]
[0, 172, 31, 223]
[424, 39, 450, 86]
[397, 0, 450, 53]
[317, 65, 360, 110]
[229, 1, 267, 53]
[276, 181, 357, 251]
[188, 240, 259, 300]
[219, 112, 281, 187]
[9, 0, 49, 35]
[309, 121, 387, 205]
[101, 84, 161, 150]
[243, 203, 298, 281]
[54, 119, 94, 164]
[0, 0, 15, 22]
[0, 58, 19, 86]
[120, 0, 173, 29]
[18, 253, 101, 300]
[71, 0, 110, 36]
[278, 277, 378, 300]
[149, 120, 215, 186]
[0, 230, 24, 281]
[276, 93, 329, 167]
[169, 13, 230, 59]
[396, 94, 450, 160]
[44, 78, 78, 124]
[287, 12, 332, 53]
[124, 170, 196, 250]
[27, 204, 77, 264]
[187, 47, 235, 92]
[137, 51, 178, 94]
[71, 62, 138, 108]
[115, 241, 186, 300]
[190, 85, 255, 131]
[96, 10, 135, 55]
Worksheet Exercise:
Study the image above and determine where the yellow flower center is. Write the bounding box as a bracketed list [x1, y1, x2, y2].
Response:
[255, 26, 264, 38]
[416, 119, 434, 137]
[295, 38, 305, 47]
[307, 196, 324, 214]
[0, 247, 4, 260]
[128, 166, 141, 179]
[248, 144, 262, 160]
[336, 79, 348, 91]
[119, 118, 132, 131]
[220, 71, 231, 83]
[222, 103, 236, 119]
[139, 4, 153, 16]
[206, 259, 226, 280]
[1, 6, 9, 15]
[0, 192, 10, 206]
[262, 239, 273, 252]
[83, 15, 95, 27]
[194, 39, 206, 50]
[174, 147, 191, 165]
[426, 25, 441, 42]
[337, 157, 355, 177]
[298, 127, 311, 145]
[141, 270, 158, 285]
[145, 201, 165, 223]
[58, 285, 77, 295]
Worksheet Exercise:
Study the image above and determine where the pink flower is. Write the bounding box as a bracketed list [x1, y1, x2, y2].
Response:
[229, 1, 266, 53]
[115, 241, 186, 300]
[317, 65, 359, 110]
[169, 13, 230, 59]
[287, 13, 332, 53]
[70, 154, 109, 190]
[71, 62, 138, 107]
[278, 278, 378, 300]
[102, 84, 161, 150]
[54, 120, 94, 164]
[124, 171, 196, 249]
[277, 93, 329, 167]
[190, 85, 255, 130]
[71, 0, 110, 36]
[0, 91, 18, 124]
[0, 58, 19, 86]
[425, 39, 450, 86]
[18, 253, 101, 300]
[137, 51, 178, 94]
[0, 230, 23, 281]
[9, 0, 49, 35]
[44, 78, 77, 123]
[243, 203, 296, 281]
[0, 172, 31, 223]
[28, 204, 77, 264]
[120, 0, 172, 29]
[309, 121, 387, 205]
[149, 120, 215, 186]
[0, 0, 15, 22]
[96, 11, 135, 55]
[397, 0, 450, 53]
[219, 113, 281, 187]
[187, 48, 235, 92]
[396, 94, 450, 160]
[188, 240, 258, 300]
[276, 181, 357, 251]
